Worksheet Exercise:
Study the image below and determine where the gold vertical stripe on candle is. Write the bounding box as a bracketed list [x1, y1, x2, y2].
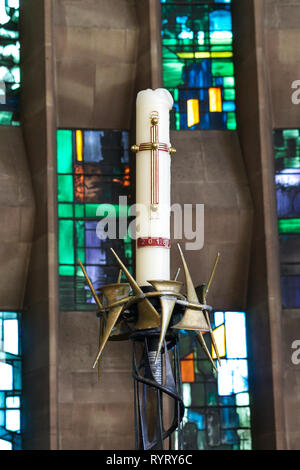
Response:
[187, 99, 200, 128]
[209, 87, 222, 113]
[150, 124, 159, 205]
[76, 130, 83, 161]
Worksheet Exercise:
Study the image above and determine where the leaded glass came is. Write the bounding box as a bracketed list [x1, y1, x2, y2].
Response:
[161, 0, 236, 130]
[0, 0, 20, 125]
[0, 311, 22, 450]
[274, 129, 300, 308]
[57, 129, 133, 311]
[179, 311, 251, 450]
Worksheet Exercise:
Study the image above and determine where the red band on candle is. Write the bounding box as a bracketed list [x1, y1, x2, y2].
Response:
[137, 237, 170, 248]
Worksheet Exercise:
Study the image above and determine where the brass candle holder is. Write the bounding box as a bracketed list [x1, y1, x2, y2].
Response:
[78, 244, 221, 450]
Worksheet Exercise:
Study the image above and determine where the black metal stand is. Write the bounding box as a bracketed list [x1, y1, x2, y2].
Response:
[131, 329, 184, 450]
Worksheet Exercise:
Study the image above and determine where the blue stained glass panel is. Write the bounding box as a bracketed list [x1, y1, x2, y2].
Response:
[161, 0, 236, 130]
[5, 409, 20, 432]
[6, 396, 20, 408]
[0, 312, 22, 449]
[217, 359, 248, 396]
[3, 319, 18, 355]
[209, 9, 232, 31]
[180, 311, 251, 450]
[83, 130, 104, 162]
[57, 129, 133, 311]
[276, 173, 300, 218]
[0, 439, 12, 450]
[214, 311, 224, 327]
[281, 276, 300, 308]
[186, 410, 205, 430]
[0, 0, 20, 125]
[222, 101, 235, 112]
[0, 363, 13, 390]
[225, 312, 247, 358]
[221, 406, 239, 429]
[273, 129, 300, 309]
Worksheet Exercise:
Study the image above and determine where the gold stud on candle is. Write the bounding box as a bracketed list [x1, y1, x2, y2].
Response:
[151, 142, 159, 150]
[151, 116, 159, 126]
[169, 147, 176, 155]
[131, 144, 140, 153]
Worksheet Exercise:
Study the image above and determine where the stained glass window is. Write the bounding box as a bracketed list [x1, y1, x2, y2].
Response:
[179, 311, 251, 450]
[0, 0, 20, 125]
[0, 311, 22, 450]
[161, 0, 236, 130]
[57, 129, 133, 311]
[274, 129, 300, 308]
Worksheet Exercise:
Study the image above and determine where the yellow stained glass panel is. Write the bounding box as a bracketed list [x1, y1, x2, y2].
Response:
[187, 99, 200, 127]
[76, 130, 83, 162]
[212, 324, 226, 359]
[209, 87, 222, 113]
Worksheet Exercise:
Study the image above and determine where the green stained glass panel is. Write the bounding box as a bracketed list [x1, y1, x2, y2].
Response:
[57, 130, 73, 174]
[58, 203, 73, 218]
[57, 175, 73, 203]
[283, 157, 300, 169]
[211, 45, 232, 52]
[76, 248, 85, 264]
[0, 0, 20, 126]
[211, 60, 234, 77]
[191, 383, 205, 407]
[162, 60, 185, 88]
[58, 220, 74, 265]
[76, 221, 85, 247]
[0, 111, 13, 125]
[224, 88, 235, 100]
[183, 383, 192, 407]
[227, 112, 236, 130]
[278, 218, 300, 234]
[161, 1, 236, 131]
[210, 36, 232, 46]
[59, 265, 75, 276]
[236, 392, 249, 406]
[282, 129, 299, 140]
[236, 406, 251, 428]
[57, 129, 133, 311]
[206, 382, 218, 406]
[75, 204, 85, 218]
[197, 430, 206, 450]
[223, 76, 235, 87]
[237, 429, 252, 450]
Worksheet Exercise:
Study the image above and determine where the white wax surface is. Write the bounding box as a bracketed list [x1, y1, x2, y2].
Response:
[135, 89, 174, 285]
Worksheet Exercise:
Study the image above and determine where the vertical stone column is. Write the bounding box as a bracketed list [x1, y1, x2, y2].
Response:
[232, 0, 286, 449]
[20, 0, 58, 449]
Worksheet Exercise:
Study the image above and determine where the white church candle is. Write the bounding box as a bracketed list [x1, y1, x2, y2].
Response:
[134, 88, 174, 286]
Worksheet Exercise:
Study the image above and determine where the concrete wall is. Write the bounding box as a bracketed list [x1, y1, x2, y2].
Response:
[20, 0, 58, 450]
[265, 0, 300, 128]
[54, 0, 139, 129]
[58, 312, 134, 450]
[0, 127, 34, 310]
[170, 130, 253, 311]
